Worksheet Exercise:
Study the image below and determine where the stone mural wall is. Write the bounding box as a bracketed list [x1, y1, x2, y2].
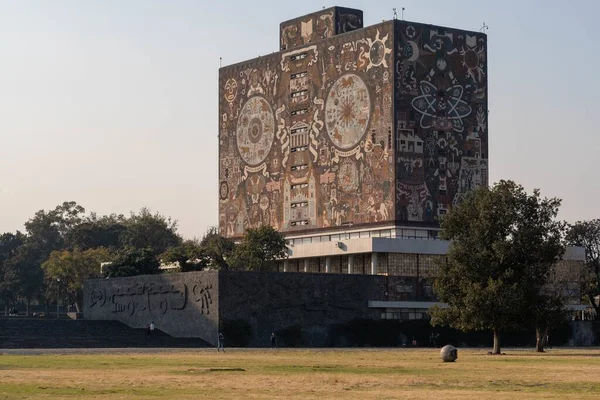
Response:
[219, 22, 396, 237]
[84, 272, 219, 345]
[394, 21, 488, 224]
[219, 271, 386, 347]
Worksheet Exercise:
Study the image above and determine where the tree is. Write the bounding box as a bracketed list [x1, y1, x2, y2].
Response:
[230, 226, 288, 271]
[103, 246, 160, 278]
[120, 208, 182, 255]
[11, 201, 89, 312]
[5, 243, 47, 315]
[42, 247, 112, 312]
[199, 227, 235, 270]
[430, 180, 566, 354]
[566, 219, 600, 314]
[161, 239, 207, 272]
[66, 213, 127, 251]
[0, 232, 26, 313]
[24, 201, 87, 251]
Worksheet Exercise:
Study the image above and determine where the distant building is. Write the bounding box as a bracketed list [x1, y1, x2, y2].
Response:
[218, 7, 584, 318]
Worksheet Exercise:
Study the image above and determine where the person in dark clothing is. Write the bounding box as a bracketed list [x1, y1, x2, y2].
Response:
[270, 332, 277, 348]
[217, 332, 225, 352]
[146, 323, 152, 338]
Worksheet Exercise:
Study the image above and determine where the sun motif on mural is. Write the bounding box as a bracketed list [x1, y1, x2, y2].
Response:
[411, 81, 472, 132]
[460, 35, 486, 84]
[325, 74, 370, 150]
[236, 96, 275, 166]
[366, 30, 392, 71]
[224, 78, 238, 104]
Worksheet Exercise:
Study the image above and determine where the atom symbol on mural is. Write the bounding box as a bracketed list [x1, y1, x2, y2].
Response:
[411, 81, 472, 132]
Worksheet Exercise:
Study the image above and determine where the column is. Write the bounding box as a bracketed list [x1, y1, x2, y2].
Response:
[348, 255, 354, 274]
[283, 260, 289, 273]
[325, 257, 331, 273]
[371, 252, 378, 275]
[304, 258, 309, 273]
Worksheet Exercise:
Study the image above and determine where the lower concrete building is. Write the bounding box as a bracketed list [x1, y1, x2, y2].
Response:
[276, 224, 587, 320]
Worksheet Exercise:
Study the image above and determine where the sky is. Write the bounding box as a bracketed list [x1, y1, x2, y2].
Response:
[0, 0, 598, 239]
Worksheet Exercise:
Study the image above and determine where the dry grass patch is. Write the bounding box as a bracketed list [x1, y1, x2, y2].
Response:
[0, 349, 599, 399]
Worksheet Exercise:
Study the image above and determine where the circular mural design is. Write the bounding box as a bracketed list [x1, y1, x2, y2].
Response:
[369, 41, 385, 66]
[325, 74, 371, 150]
[219, 181, 229, 200]
[464, 49, 479, 69]
[224, 78, 238, 104]
[237, 96, 275, 166]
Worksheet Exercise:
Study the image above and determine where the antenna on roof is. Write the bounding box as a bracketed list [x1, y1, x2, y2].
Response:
[402, 7, 405, 20]
[480, 22, 489, 33]
[219, 57, 222, 68]
[393, 8, 397, 20]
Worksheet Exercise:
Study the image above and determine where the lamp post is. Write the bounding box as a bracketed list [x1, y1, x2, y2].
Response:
[56, 278, 60, 319]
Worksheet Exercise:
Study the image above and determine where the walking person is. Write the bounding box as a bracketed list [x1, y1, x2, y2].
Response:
[270, 332, 277, 349]
[217, 332, 225, 352]
[150, 321, 155, 336]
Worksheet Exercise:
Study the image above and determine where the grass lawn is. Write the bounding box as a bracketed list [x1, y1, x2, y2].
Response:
[0, 348, 599, 399]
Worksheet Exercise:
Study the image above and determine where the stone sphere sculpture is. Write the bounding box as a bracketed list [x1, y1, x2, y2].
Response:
[440, 345, 458, 362]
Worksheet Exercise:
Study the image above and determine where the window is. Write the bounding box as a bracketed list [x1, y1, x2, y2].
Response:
[291, 146, 308, 152]
[290, 53, 307, 61]
[291, 108, 308, 116]
[291, 126, 309, 134]
[291, 90, 308, 98]
[291, 71, 308, 79]
[291, 183, 308, 190]
[291, 220, 310, 227]
[291, 201, 308, 208]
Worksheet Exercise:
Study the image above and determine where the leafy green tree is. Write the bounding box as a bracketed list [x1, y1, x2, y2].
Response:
[11, 201, 88, 312]
[430, 180, 566, 354]
[5, 243, 47, 315]
[120, 208, 182, 255]
[161, 239, 207, 272]
[0, 232, 26, 313]
[230, 226, 288, 271]
[42, 247, 112, 312]
[199, 227, 235, 270]
[103, 246, 160, 278]
[566, 219, 600, 314]
[66, 213, 127, 250]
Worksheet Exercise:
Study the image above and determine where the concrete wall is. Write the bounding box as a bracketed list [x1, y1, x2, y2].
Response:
[84, 271, 219, 345]
[84, 270, 386, 347]
[219, 271, 386, 347]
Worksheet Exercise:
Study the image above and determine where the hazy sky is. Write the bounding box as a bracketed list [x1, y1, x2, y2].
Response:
[1, 0, 598, 239]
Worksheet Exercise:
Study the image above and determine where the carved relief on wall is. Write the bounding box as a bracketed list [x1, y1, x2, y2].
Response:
[89, 281, 214, 316]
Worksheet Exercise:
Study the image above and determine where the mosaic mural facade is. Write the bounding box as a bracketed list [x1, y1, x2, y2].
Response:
[219, 11, 488, 237]
[279, 7, 363, 51]
[394, 21, 488, 224]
